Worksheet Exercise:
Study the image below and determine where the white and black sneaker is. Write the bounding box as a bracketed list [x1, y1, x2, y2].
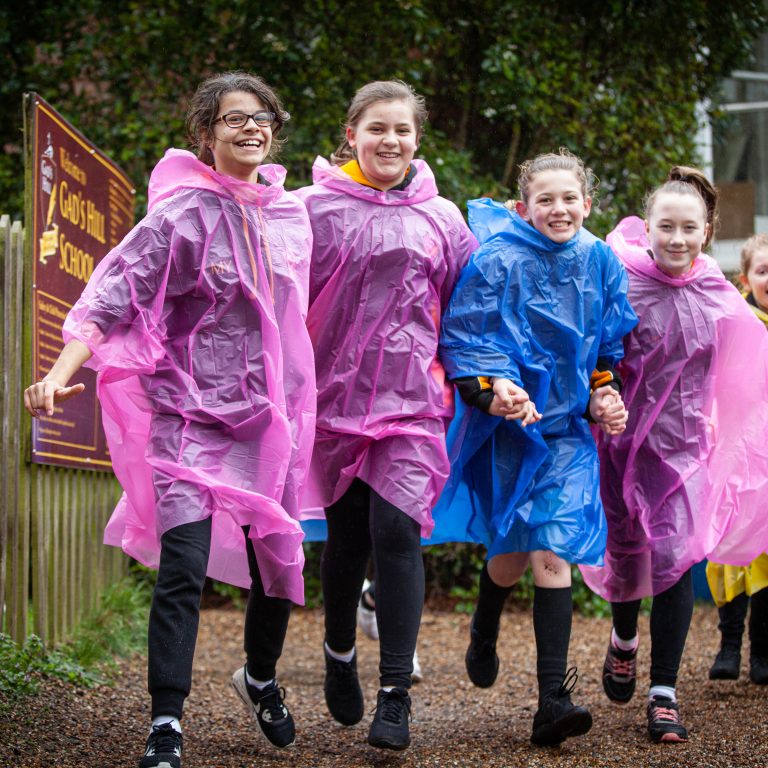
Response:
[231, 666, 296, 749]
[139, 723, 182, 768]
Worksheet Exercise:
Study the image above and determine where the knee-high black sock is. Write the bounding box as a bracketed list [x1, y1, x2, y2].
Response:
[533, 585, 572, 704]
[718, 592, 748, 651]
[749, 587, 768, 657]
[473, 562, 514, 638]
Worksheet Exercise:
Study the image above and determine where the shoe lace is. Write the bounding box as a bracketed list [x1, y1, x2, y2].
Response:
[148, 724, 181, 755]
[607, 651, 636, 677]
[376, 689, 412, 724]
[650, 701, 681, 725]
[556, 666, 580, 698]
[256, 684, 288, 722]
[330, 656, 358, 681]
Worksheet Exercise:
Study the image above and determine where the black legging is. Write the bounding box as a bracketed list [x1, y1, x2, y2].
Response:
[611, 569, 693, 689]
[321, 478, 424, 689]
[148, 518, 292, 719]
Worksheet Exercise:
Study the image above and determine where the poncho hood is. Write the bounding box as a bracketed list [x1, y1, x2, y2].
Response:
[309, 155, 439, 206]
[148, 148, 287, 210]
[606, 215, 712, 285]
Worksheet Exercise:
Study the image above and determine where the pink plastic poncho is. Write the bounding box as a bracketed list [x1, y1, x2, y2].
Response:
[580, 216, 768, 602]
[63, 149, 316, 604]
[296, 157, 477, 535]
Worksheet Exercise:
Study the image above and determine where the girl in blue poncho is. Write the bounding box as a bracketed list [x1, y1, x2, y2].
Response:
[437, 149, 638, 747]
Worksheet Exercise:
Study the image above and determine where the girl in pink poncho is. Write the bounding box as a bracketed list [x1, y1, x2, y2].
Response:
[296, 80, 477, 751]
[24, 72, 315, 764]
[580, 167, 768, 745]
[706, 233, 768, 685]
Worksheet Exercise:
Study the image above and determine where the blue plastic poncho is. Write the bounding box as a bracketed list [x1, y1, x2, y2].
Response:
[433, 199, 638, 564]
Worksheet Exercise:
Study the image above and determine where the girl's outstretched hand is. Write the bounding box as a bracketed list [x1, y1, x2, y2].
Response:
[590, 385, 628, 435]
[489, 377, 542, 427]
[24, 379, 85, 418]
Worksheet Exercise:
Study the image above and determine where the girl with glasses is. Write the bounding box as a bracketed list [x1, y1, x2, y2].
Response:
[24, 71, 316, 767]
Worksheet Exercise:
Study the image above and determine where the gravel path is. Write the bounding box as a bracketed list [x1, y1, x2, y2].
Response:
[1, 603, 766, 767]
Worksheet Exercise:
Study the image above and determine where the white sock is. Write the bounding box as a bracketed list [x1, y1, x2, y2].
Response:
[151, 716, 181, 734]
[648, 685, 676, 702]
[245, 669, 274, 690]
[381, 686, 394, 693]
[324, 641, 355, 663]
[612, 627, 639, 652]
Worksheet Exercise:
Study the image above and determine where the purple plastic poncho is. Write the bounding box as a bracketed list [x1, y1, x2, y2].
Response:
[296, 157, 477, 535]
[580, 216, 768, 602]
[63, 149, 316, 604]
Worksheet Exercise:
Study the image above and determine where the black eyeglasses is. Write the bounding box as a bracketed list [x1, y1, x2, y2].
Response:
[214, 111, 276, 129]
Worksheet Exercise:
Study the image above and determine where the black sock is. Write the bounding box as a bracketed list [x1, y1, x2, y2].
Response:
[749, 588, 768, 657]
[473, 563, 513, 638]
[533, 585, 572, 704]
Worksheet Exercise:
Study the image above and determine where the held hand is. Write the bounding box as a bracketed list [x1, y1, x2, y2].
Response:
[505, 399, 542, 427]
[488, 378, 542, 426]
[24, 380, 86, 418]
[589, 385, 628, 435]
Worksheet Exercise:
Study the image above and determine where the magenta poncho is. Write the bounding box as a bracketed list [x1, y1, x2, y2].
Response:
[63, 149, 316, 603]
[580, 217, 768, 602]
[296, 157, 477, 535]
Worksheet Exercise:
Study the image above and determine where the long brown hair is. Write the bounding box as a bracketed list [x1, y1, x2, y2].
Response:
[331, 80, 427, 166]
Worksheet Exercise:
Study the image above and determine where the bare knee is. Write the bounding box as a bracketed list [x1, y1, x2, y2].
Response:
[487, 552, 529, 587]
[530, 550, 571, 588]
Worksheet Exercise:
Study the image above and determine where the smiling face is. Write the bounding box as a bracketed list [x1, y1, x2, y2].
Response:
[645, 191, 709, 277]
[515, 168, 592, 243]
[209, 90, 272, 183]
[346, 99, 419, 190]
[742, 246, 768, 312]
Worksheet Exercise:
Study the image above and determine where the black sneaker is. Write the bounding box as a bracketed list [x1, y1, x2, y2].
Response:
[709, 646, 741, 680]
[231, 666, 295, 749]
[530, 668, 592, 747]
[465, 616, 499, 688]
[647, 696, 688, 743]
[602, 637, 637, 702]
[367, 687, 412, 751]
[750, 655, 768, 685]
[139, 723, 182, 768]
[324, 647, 364, 725]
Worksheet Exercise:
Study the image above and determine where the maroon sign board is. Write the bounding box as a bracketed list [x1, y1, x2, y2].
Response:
[27, 94, 136, 470]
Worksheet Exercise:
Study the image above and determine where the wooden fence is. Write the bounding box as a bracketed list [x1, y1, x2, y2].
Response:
[1, 215, 126, 646]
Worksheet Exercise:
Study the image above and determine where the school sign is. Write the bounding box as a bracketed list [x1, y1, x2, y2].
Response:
[27, 94, 135, 470]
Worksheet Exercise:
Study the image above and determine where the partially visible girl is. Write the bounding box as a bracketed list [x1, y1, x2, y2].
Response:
[437, 148, 637, 747]
[297, 80, 477, 751]
[706, 233, 768, 685]
[581, 169, 768, 744]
